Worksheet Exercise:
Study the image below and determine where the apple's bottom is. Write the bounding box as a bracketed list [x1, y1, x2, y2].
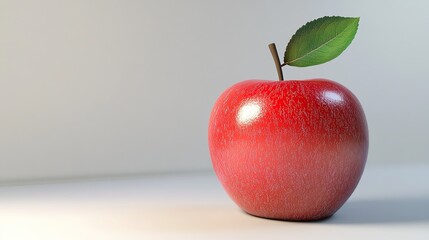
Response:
[242, 210, 335, 222]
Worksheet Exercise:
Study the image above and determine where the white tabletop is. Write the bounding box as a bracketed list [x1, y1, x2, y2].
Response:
[1, 163, 429, 240]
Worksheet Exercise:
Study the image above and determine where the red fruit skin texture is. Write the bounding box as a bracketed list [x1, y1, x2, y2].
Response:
[208, 79, 368, 221]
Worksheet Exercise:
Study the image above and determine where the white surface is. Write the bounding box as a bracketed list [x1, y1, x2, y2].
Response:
[1, 0, 429, 181]
[1, 163, 428, 240]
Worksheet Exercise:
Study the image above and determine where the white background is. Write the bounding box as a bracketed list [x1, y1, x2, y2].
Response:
[1, 0, 428, 182]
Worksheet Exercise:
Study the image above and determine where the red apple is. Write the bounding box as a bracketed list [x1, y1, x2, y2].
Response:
[208, 79, 368, 221]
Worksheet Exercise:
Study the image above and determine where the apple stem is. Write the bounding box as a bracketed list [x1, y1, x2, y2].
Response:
[268, 43, 284, 81]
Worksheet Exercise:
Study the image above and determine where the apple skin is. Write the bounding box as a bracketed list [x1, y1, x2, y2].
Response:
[208, 79, 368, 221]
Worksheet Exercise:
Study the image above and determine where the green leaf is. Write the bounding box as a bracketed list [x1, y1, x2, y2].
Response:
[284, 16, 359, 67]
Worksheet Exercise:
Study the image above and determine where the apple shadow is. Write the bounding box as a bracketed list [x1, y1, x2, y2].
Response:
[324, 197, 429, 224]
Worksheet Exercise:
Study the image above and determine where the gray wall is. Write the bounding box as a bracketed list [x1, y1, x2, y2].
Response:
[1, 0, 428, 181]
